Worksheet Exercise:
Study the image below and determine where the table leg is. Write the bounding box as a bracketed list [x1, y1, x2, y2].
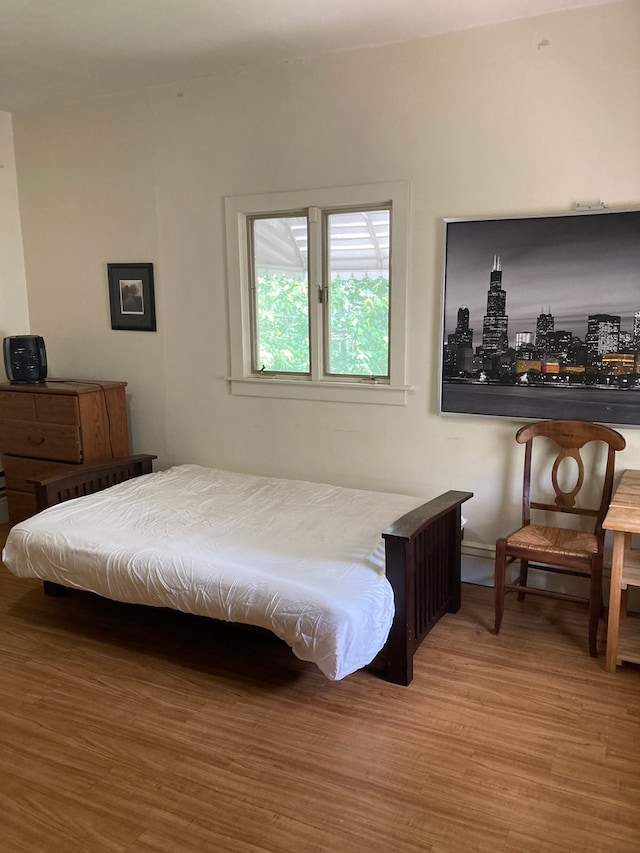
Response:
[605, 530, 628, 673]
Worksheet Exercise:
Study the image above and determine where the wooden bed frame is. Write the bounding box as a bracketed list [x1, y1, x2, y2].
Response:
[29, 455, 472, 686]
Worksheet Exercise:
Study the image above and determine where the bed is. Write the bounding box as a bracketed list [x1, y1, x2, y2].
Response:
[2, 455, 472, 685]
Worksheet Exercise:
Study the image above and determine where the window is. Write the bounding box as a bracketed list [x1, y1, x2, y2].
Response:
[225, 182, 410, 404]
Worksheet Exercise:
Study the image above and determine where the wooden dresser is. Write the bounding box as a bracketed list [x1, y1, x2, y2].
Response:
[0, 380, 130, 524]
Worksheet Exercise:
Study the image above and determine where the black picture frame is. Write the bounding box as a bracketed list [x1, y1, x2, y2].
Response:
[108, 262, 156, 332]
[440, 208, 640, 426]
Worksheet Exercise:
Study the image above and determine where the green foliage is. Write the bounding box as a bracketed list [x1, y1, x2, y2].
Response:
[255, 273, 389, 376]
[328, 274, 389, 375]
[255, 274, 310, 372]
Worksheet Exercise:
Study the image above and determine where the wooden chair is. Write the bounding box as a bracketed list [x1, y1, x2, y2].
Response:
[493, 419, 626, 657]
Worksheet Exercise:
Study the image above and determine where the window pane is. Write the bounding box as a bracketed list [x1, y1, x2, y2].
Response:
[326, 210, 390, 377]
[252, 216, 310, 373]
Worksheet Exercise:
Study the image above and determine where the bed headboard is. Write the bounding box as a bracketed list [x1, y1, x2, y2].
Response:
[29, 454, 157, 512]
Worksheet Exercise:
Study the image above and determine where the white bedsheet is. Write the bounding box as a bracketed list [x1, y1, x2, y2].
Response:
[2, 465, 427, 680]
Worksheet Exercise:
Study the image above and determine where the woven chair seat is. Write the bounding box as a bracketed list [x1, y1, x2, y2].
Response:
[507, 525, 598, 557]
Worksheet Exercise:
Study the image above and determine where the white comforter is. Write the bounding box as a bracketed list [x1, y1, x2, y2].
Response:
[3, 465, 427, 680]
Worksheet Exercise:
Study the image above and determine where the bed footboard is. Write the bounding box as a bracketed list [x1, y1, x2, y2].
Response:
[29, 454, 157, 513]
[379, 490, 472, 686]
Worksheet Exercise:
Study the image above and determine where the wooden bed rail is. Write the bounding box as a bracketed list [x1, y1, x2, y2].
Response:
[379, 490, 473, 686]
[29, 454, 157, 512]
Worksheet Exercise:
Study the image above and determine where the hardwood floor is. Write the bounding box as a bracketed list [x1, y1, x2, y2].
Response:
[1, 529, 639, 852]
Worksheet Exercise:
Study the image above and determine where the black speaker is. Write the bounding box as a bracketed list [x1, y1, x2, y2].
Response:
[3, 335, 48, 384]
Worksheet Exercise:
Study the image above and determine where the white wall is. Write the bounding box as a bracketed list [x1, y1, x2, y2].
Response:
[0, 110, 31, 522]
[0, 111, 30, 341]
[11, 1, 640, 558]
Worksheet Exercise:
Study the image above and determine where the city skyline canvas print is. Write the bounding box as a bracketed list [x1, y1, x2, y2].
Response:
[440, 208, 640, 425]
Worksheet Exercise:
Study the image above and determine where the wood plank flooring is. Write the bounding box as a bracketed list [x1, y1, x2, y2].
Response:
[1, 528, 639, 852]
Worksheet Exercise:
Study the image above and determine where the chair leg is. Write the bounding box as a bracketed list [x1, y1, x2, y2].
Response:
[517, 559, 529, 602]
[493, 539, 507, 635]
[588, 562, 603, 658]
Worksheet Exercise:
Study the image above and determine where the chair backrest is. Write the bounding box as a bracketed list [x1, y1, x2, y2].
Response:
[515, 419, 626, 538]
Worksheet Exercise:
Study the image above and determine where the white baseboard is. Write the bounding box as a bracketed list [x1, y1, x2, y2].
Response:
[461, 550, 494, 586]
[461, 542, 640, 611]
[462, 539, 494, 561]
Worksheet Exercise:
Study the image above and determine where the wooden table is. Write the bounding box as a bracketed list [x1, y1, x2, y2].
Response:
[603, 469, 640, 672]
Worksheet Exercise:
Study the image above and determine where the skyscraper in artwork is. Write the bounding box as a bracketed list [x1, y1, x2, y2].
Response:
[481, 254, 509, 355]
[535, 310, 554, 351]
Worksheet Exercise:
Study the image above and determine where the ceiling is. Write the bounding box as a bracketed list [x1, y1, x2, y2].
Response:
[0, 0, 625, 113]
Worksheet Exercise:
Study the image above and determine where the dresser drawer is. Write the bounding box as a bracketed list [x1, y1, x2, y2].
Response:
[0, 391, 79, 425]
[4, 455, 78, 494]
[35, 394, 79, 425]
[0, 419, 82, 461]
[0, 391, 37, 421]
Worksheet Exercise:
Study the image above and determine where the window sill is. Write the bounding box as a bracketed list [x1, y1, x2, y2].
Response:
[227, 376, 413, 405]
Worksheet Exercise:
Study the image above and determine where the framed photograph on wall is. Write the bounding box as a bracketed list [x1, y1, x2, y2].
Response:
[108, 262, 156, 331]
[440, 207, 640, 425]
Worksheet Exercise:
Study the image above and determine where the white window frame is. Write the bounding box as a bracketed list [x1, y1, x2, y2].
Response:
[225, 181, 411, 405]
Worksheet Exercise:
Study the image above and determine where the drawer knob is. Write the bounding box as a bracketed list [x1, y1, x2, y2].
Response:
[27, 435, 46, 446]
